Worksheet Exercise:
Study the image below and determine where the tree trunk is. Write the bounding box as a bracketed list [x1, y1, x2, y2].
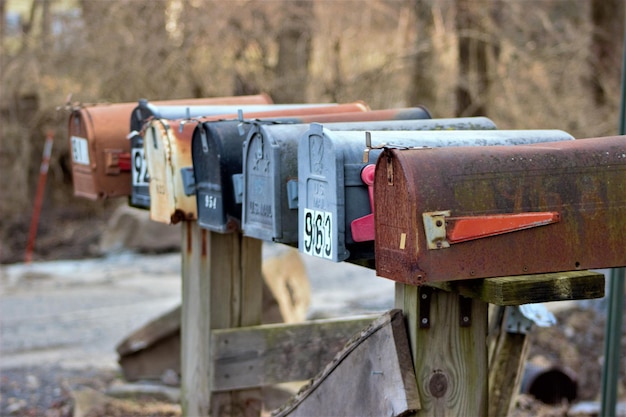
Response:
[590, 0, 625, 106]
[272, 1, 313, 104]
[0, 0, 6, 44]
[455, 0, 490, 117]
[41, 0, 52, 51]
[407, 0, 436, 109]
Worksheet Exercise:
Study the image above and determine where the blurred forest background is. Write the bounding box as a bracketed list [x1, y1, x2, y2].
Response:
[0, 0, 624, 264]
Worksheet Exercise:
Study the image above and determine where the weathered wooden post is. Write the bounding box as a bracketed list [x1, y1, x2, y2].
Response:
[181, 221, 263, 416]
[395, 284, 488, 415]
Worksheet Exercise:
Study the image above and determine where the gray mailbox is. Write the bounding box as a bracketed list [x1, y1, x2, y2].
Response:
[242, 117, 497, 244]
[298, 125, 575, 265]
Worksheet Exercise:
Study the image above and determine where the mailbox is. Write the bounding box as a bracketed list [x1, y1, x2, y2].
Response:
[129, 102, 337, 209]
[68, 94, 272, 200]
[374, 135, 626, 285]
[69, 103, 136, 199]
[298, 126, 575, 265]
[242, 117, 496, 244]
[143, 118, 199, 224]
[190, 102, 371, 233]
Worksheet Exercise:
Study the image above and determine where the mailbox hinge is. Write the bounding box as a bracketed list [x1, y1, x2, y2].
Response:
[422, 211, 561, 249]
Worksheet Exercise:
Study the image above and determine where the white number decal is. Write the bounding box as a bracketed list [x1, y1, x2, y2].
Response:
[132, 148, 149, 186]
[204, 194, 217, 210]
[302, 208, 333, 259]
[70, 136, 90, 165]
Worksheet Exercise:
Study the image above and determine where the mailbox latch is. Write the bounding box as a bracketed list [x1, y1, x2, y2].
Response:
[351, 164, 376, 242]
[181, 167, 196, 196]
[104, 149, 130, 175]
[423, 211, 561, 249]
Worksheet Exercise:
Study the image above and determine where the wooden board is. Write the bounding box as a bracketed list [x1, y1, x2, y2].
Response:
[271, 309, 420, 417]
[211, 315, 377, 390]
[429, 270, 605, 305]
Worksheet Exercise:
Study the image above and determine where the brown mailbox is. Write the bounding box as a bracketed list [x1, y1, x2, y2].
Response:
[67, 94, 272, 200]
[374, 135, 626, 285]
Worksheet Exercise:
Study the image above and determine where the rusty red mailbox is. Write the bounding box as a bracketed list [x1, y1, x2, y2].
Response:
[374, 135, 626, 285]
[67, 94, 272, 200]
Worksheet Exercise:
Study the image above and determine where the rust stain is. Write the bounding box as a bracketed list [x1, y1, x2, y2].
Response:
[201, 229, 207, 258]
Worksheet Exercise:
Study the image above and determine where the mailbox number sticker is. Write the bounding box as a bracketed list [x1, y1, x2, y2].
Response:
[303, 208, 333, 259]
[205, 194, 218, 210]
[71, 136, 90, 165]
[132, 148, 149, 186]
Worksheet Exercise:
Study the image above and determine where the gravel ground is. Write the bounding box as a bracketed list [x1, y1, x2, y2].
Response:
[1, 365, 117, 416]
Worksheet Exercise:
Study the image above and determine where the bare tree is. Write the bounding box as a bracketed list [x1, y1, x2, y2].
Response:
[407, 0, 436, 108]
[455, 0, 490, 117]
[590, 0, 625, 107]
[272, 1, 314, 103]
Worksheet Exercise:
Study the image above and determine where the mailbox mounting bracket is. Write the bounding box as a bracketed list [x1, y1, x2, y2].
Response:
[419, 286, 473, 328]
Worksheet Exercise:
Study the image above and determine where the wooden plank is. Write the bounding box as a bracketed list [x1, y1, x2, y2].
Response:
[429, 270, 605, 305]
[116, 305, 180, 357]
[271, 310, 420, 417]
[396, 284, 488, 416]
[488, 306, 531, 417]
[211, 315, 377, 391]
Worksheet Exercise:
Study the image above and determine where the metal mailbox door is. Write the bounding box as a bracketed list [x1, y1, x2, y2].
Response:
[374, 135, 626, 285]
[143, 118, 199, 224]
[241, 117, 496, 244]
[298, 127, 575, 265]
[190, 102, 371, 233]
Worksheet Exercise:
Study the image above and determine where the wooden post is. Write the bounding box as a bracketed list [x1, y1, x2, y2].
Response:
[181, 221, 263, 417]
[395, 283, 488, 416]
